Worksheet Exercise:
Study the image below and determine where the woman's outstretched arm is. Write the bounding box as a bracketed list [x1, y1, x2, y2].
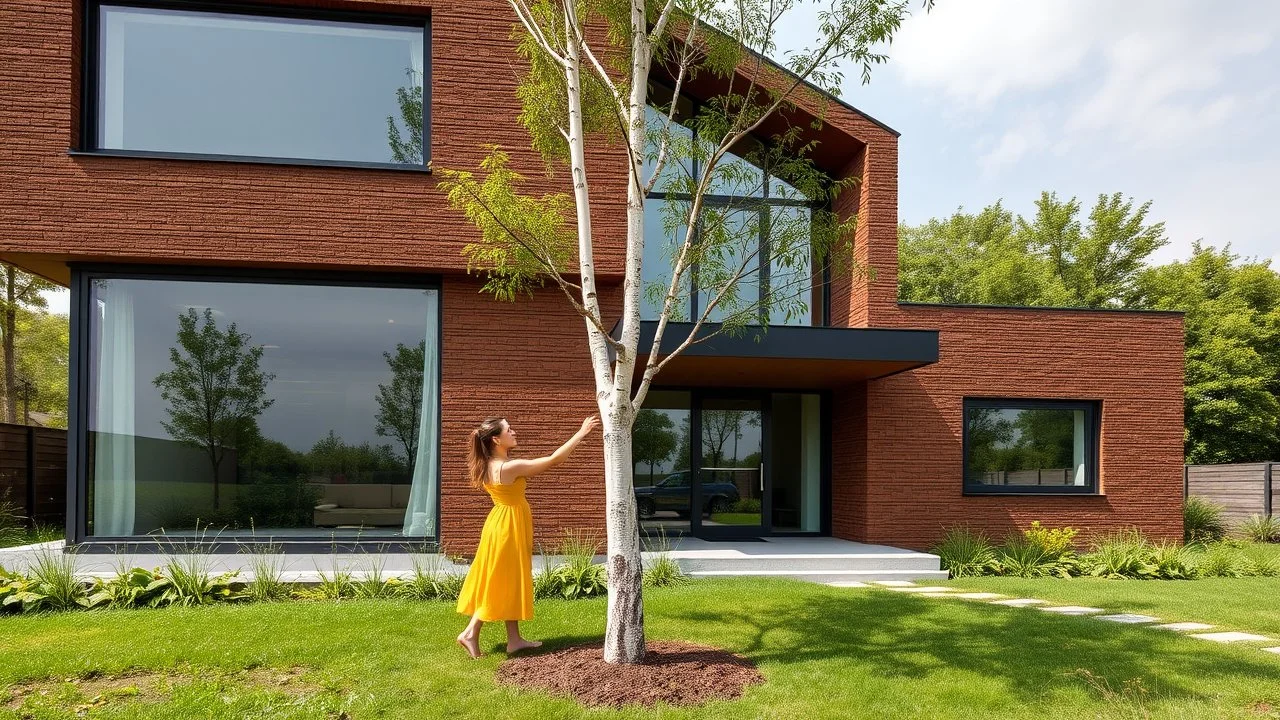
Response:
[501, 416, 599, 482]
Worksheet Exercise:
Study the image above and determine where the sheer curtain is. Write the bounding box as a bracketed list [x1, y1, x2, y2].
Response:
[403, 289, 439, 537]
[92, 281, 137, 536]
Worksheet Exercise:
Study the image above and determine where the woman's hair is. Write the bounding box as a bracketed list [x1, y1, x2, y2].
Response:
[467, 417, 507, 489]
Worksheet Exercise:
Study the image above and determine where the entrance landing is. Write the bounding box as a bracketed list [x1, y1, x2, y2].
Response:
[651, 536, 948, 584]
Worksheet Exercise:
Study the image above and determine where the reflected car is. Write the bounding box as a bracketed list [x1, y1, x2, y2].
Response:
[634, 470, 740, 519]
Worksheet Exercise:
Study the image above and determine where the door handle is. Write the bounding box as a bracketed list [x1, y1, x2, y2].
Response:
[759, 463, 764, 493]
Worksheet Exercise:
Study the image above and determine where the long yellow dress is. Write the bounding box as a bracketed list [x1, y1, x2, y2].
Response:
[456, 476, 535, 622]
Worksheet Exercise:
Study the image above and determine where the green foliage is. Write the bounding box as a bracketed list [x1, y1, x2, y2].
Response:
[931, 527, 998, 578]
[642, 553, 689, 588]
[0, 489, 24, 546]
[244, 547, 290, 603]
[1133, 245, 1280, 464]
[1183, 497, 1227, 543]
[1239, 514, 1280, 543]
[14, 307, 69, 427]
[633, 409, 677, 481]
[86, 566, 169, 609]
[730, 498, 762, 514]
[534, 530, 608, 600]
[1080, 530, 1196, 580]
[1195, 541, 1280, 578]
[994, 535, 1058, 578]
[386, 69, 424, 164]
[10, 549, 89, 611]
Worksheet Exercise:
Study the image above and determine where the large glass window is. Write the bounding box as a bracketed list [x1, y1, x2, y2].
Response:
[642, 103, 822, 326]
[86, 276, 440, 538]
[963, 399, 1099, 495]
[93, 4, 427, 167]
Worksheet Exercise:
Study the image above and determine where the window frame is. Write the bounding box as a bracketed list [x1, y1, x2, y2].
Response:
[642, 90, 831, 327]
[67, 264, 444, 552]
[79, 0, 432, 173]
[961, 397, 1102, 496]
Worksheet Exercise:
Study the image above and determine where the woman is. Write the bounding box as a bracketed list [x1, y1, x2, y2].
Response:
[455, 414, 600, 659]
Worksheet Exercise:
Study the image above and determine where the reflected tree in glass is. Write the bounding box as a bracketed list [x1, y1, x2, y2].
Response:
[375, 340, 426, 470]
[632, 409, 676, 486]
[386, 69, 423, 165]
[152, 308, 275, 509]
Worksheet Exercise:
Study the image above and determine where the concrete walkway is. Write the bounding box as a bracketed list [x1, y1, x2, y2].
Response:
[845, 579, 1280, 660]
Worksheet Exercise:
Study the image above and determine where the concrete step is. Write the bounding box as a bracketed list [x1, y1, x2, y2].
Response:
[675, 553, 942, 574]
[688, 568, 951, 584]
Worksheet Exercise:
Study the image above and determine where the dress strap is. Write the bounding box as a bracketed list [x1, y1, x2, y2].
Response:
[495, 459, 507, 485]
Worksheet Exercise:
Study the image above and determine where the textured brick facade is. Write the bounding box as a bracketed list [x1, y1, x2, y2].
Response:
[0, 0, 1184, 552]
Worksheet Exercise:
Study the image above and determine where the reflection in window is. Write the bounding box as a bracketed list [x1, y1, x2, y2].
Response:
[633, 391, 692, 536]
[964, 400, 1098, 494]
[95, 5, 426, 165]
[87, 277, 440, 537]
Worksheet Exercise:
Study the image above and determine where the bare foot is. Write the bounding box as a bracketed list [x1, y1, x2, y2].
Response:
[506, 638, 543, 654]
[456, 633, 483, 659]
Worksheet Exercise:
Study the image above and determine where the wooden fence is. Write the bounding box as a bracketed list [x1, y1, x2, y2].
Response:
[1184, 462, 1276, 526]
[0, 422, 67, 527]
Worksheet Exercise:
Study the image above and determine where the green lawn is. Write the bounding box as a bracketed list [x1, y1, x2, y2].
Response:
[945, 543, 1280, 637]
[3, 578, 1279, 719]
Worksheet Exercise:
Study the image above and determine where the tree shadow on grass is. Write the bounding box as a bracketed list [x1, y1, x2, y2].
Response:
[657, 583, 1280, 707]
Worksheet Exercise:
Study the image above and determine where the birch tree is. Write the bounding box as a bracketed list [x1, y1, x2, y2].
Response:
[440, 0, 919, 664]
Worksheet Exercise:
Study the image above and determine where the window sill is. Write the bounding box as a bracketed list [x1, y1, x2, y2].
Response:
[68, 149, 432, 174]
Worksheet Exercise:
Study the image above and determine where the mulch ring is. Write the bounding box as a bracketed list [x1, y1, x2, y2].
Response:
[497, 641, 764, 708]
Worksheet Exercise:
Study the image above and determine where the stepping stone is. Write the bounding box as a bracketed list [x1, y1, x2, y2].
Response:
[889, 586, 955, 593]
[1189, 632, 1276, 643]
[991, 598, 1047, 607]
[872, 581, 917, 587]
[826, 581, 870, 588]
[950, 592, 1005, 600]
[1039, 606, 1105, 616]
[919, 592, 958, 598]
[1157, 622, 1215, 632]
[1096, 614, 1160, 624]
[1263, 647, 1280, 655]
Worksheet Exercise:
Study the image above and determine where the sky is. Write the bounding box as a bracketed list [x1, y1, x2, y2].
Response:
[803, 0, 1280, 267]
[41, 0, 1280, 313]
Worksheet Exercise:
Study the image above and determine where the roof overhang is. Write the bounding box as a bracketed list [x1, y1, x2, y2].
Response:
[612, 321, 939, 389]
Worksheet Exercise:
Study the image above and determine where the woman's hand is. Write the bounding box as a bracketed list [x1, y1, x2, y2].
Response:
[580, 415, 600, 436]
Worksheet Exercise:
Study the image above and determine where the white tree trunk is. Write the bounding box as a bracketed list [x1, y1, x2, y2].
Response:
[601, 406, 644, 663]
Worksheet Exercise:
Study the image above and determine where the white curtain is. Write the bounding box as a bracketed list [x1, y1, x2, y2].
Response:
[92, 282, 137, 536]
[403, 289, 439, 537]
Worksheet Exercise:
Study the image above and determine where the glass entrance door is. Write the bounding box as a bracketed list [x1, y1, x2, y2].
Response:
[695, 395, 766, 536]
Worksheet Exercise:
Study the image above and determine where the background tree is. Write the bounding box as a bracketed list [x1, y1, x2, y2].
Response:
[12, 308, 68, 427]
[632, 409, 676, 484]
[440, 0, 918, 663]
[1132, 244, 1280, 463]
[387, 69, 425, 165]
[0, 264, 56, 423]
[152, 308, 275, 509]
[375, 340, 427, 469]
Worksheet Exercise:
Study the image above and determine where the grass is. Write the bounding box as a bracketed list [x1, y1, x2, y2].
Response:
[0, 524, 62, 550]
[707, 513, 761, 526]
[947, 542, 1280, 637]
[2, 578, 1280, 719]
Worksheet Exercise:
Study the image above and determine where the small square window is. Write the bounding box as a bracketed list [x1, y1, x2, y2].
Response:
[963, 399, 1100, 495]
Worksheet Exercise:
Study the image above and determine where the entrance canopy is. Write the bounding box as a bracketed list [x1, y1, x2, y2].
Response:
[612, 321, 939, 389]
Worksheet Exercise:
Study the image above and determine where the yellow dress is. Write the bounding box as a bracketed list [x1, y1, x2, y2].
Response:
[456, 476, 535, 622]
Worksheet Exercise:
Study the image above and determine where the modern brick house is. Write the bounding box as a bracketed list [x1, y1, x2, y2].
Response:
[0, 0, 1185, 553]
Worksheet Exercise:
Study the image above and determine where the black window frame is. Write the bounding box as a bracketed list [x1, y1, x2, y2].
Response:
[78, 0, 432, 173]
[67, 264, 445, 553]
[961, 397, 1102, 496]
[643, 88, 832, 327]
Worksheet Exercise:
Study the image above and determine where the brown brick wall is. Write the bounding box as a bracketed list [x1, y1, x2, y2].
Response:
[438, 276, 611, 552]
[830, 305, 1186, 550]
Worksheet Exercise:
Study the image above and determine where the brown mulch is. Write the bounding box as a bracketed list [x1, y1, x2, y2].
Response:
[496, 641, 764, 708]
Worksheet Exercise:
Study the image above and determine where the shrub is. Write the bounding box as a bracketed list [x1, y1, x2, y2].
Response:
[1239, 514, 1280, 543]
[1183, 497, 1226, 543]
[0, 490, 26, 547]
[730, 498, 762, 514]
[1147, 542, 1197, 580]
[244, 543, 290, 602]
[19, 548, 90, 611]
[1196, 542, 1280, 578]
[643, 554, 688, 588]
[86, 563, 169, 609]
[931, 527, 998, 578]
[1024, 521, 1079, 557]
[996, 535, 1058, 578]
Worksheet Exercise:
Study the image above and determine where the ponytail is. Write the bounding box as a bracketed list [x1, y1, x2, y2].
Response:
[467, 417, 506, 489]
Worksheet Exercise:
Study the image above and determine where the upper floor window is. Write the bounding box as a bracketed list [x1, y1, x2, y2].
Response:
[963, 398, 1101, 495]
[88, 4, 427, 169]
[641, 103, 825, 327]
